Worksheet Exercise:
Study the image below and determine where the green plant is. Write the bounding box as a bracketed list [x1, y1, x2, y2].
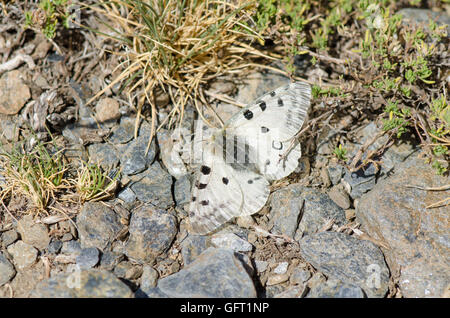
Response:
[333, 144, 348, 161]
[74, 162, 118, 203]
[25, 0, 73, 39]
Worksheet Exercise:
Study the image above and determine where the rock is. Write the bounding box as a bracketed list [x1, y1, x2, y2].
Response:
[290, 266, 311, 285]
[114, 261, 143, 280]
[174, 175, 191, 206]
[273, 262, 289, 275]
[30, 269, 134, 298]
[7, 241, 38, 269]
[140, 265, 159, 290]
[158, 248, 256, 297]
[95, 97, 120, 124]
[76, 247, 100, 269]
[342, 163, 378, 199]
[299, 232, 389, 298]
[0, 70, 31, 115]
[129, 162, 174, 208]
[180, 235, 210, 265]
[273, 285, 306, 298]
[136, 286, 169, 298]
[47, 240, 63, 254]
[117, 187, 137, 204]
[61, 240, 82, 255]
[270, 184, 305, 238]
[76, 202, 125, 250]
[0, 117, 19, 142]
[266, 274, 290, 286]
[357, 156, 450, 298]
[1, 229, 19, 248]
[210, 233, 253, 252]
[254, 260, 268, 273]
[99, 252, 124, 271]
[108, 116, 136, 144]
[124, 205, 177, 263]
[328, 185, 351, 209]
[294, 187, 346, 239]
[87, 143, 119, 169]
[17, 215, 50, 250]
[1, 260, 45, 297]
[0, 252, 16, 286]
[327, 164, 344, 185]
[397, 8, 450, 35]
[307, 278, 365, 298]
[121, 135, 157, 175]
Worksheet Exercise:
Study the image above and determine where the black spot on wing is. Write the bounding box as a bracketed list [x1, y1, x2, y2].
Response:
[248, 179, 253, 184]
[196, 181, 207, 189]
[259, 101, 267, 111]
[270, 91, 276, 97]
[278, 98, 284, 107]
[222, 177, 229, 185]
[201, 165, 211, 175]
[192, 196, 196, 202]
[261, 126, 269, 133]
[243, 110, 253, 120]
[200, 200, 209, 206]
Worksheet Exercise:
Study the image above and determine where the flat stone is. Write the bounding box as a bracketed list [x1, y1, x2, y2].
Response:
[254, 260, 268, 273]
[180, 235, 210, 265]
[17, 215, 50, 250]
[99, 252, 125, 271]
[76, 202, 125, 250]
[307, 278, 365, 298]
[357, 156, 450, 298]
[30, 269, 133, 298]
[158, 248, 256, 297]
[299, 232, 389, 298]
[174, 175, 191, 206]
[0, 70, 31, 115]
[117, 187, 137, 204]
[211, 233, 252, 252]
[273, 262, 289, 275]
[7, 241, 38, 269]
[342, 163, 378, 199]
[121, 135, 157, 175]
[398, 8, 450, 34]
[290, 266, 311, 285]
[140, 265, 159, 290]
[273, 285, 306, 298]
[113, 261, 143, 280]
[47, 240, 63, 254]
[108, 116, 135, 144]
[327, 164, 344, 185]
[87, 143, 119, 169]
[61, 240, 82, 255]
[1, 229, 19, 248]
[95, 97, 120, 124]
[124, 205, 177, 263]
[129, 162, 174, 209]
[76, 247, 100, 269]
[0, 252, 16, 286]
[328, 185, 351, 209]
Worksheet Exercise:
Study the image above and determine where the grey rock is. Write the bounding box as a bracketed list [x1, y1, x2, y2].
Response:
[1, 229, 19, 248]
[30, 269, 134, 298]
[76, 202, 125, 250]
[117, 187, 137, 204]
[76, 247, 100, 269]
[327, 164, 343, 185]
[87, 143, 119, 169]
[181, 235, 210, 265]
[357, 156, 450, 298]
[174, 175, 191, 206]
[121, 135, 157, 175]
[124, 205, 177, 263]
[270, 184, 305, 238]
[265, 285, 285, 298]
[254, 260, 268, 273]
[328, 185, 351, 209]
[342, 163, 378, 199]
[61, 240, 82, 255]
[290, 266, 311, 285]
[273, 285, 306, 298]
[140, 265, 159, 290]
[158, 248, 256, 297]
[273, 262, 289, 275]
[398, 8, 450, 35]
[136, 286, 169, 298]
[0, 117, 19, 141]
[299, 232, 389, 298]
[0, 252, 16, 286]
[307, 278, 365, 298]
[114, 261, 143, 280]
[7, 241, 38, 269]
[129, 162, 174, 209]
[294, 187, 346, 239]
[47, 240, 63, 254]
[211, 233, 252, 252]
[108, 116, 135, 144]
[99, 252, 125, 271]
[17, 214, 50, 250]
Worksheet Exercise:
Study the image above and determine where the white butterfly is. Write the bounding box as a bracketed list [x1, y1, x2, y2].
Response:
[188, 82, 311, 235]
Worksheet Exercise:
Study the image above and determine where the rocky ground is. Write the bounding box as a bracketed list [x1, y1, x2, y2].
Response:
[0, 4, 449, 298]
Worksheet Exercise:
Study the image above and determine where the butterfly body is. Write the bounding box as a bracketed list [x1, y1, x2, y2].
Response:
[188, 82, 311, 235]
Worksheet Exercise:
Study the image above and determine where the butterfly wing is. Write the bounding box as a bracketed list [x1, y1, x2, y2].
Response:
[188, 141, 269, 235]
[224, 82, 311, 181]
